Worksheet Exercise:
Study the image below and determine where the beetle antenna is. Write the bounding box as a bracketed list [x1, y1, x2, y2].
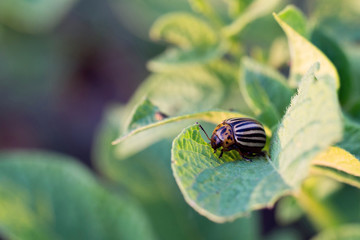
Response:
[196, 122, 211, 140]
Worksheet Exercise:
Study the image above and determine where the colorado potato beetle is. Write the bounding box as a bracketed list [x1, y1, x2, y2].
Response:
[198, 118, 266, 161]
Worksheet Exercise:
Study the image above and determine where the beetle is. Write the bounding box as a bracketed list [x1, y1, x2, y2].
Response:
[197, 118, 266, 161]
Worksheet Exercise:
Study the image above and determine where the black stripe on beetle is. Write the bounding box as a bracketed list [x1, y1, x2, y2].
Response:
[235, 127, 265, 133]
[235, 137, 266, 143]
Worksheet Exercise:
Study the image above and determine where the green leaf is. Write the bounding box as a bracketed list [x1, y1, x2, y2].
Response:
[276, 5, 307, 37]
[150, 12, 217, 48]
[0, 0, 78, 32]
[275, 196, 303, 226]
[113, 63, 250, 156]
[265, 229, 302, 240]
[0, 151, 155, 240]
[271, 63, 342, 187]
[94, 105, 179, 200]
[112, 99, 271, 145]
[348, 100, 360, 123]
[273, 6, 340, 88]
[108, 0, 191, 39]
[296, 176, 345, 230]
[310, 29, 353, 106]
[125, 98, 163, 132]
[149, 13, 225, 71]
[172, 63, 342, 222]
[126, 68, 226, 116]
[223, 0, 253, 18]
[311, 166, 360, 189]
[222, 0, 282, 37]
[311, 147, 360, 188]
[312, 224, 360, 240]
[172, 124, 291, 222]
[297, 176, 360, 230]
[308, 0, 360, 44]
[268, 37, 290, 69]
[187, 0, 222, 26]
[337, 117, 360, 159]
[240, 57, 294, 127]
[204, 60, 253, 115]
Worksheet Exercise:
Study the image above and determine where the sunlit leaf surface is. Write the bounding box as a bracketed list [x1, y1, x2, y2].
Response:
[172, 63, 342, 221]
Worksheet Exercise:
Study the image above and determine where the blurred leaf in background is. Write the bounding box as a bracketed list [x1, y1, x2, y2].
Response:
[0, 0, 158, 161]
[0, 151, 155, 240]
[109, 0, 191, 39]
[0, 0, 78, 33]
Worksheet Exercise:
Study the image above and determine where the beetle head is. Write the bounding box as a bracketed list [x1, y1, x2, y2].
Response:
[210, 134, 222, 150]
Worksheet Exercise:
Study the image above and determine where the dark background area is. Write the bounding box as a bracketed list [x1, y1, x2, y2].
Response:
[0, 0, 166, 166]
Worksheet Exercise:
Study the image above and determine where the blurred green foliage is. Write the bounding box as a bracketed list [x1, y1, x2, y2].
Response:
[1, 0, 360, 240]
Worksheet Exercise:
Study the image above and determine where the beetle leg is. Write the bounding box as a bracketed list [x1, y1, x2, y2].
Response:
[260, 151, 270, 158]
[236, 148, 253, 162]
[254, 151, 265, 157]
[219, 149, 224, 158]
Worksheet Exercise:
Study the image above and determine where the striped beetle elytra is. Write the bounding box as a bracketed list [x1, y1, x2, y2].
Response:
[198, 118, 266, 161]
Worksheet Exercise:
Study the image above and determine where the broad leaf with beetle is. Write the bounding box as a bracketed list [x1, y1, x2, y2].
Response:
[112, 3, 360, 237]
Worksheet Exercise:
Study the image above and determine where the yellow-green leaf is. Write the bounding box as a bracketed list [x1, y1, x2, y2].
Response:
[149, 13, 225, 70]
[312, 224, 360, 240]
[273, 5, 340, 88]
[313, 147, 360, 177]
[271, 63, 342, 187]
[311, 147, 360, 188]
[223, 0, 282, 37]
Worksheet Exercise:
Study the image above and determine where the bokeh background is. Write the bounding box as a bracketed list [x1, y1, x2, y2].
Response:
[0, 0, 174, 163]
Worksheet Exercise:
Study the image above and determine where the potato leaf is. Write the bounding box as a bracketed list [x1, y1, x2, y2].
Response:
[223, 0, 282, 37]
[240, 57, 294, 127]
[273, 6, 340, 88]
[311, 28, 353, 105]
[0, 0, 77, 32]
[337, 117, 360, 159]
[172, 124, 290, 222]
[126, 68, 226, 116]
[149, 13, 225, 71]
[311, 224, 360, 240]
[0, 151, 155, 240]
[112, 98, 270, 145]
[271, 63, 342, 187]
[172, 63, 342, 222]
[311, 147, 360, 188]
